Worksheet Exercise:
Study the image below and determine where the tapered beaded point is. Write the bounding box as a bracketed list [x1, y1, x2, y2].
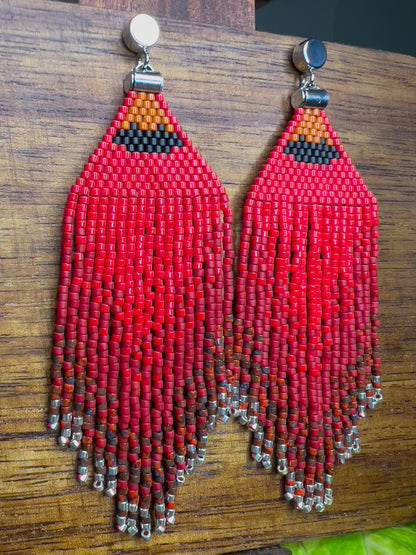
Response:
[233, 39, 381, 512]
[47, 15, 234, 539]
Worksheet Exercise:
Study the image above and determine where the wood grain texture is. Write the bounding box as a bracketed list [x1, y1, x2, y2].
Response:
[1, 0, 416, 553]
[79, 0, 256, 31]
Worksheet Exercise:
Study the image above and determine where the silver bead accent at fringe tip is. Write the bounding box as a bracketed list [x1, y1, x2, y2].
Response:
[239, 410, 248, 425]
[248, 415, 258, 431]
[294, 496, 304, 510]
[62, 412, 72, 422]
[372, 375, 382, 384]
[185, 460, 195, 475]
[116, 514, 127, 532]
[197, 448, 206, 463]
[58, 435, 69, 447]
[141, 522, 151, 541]
[315, 502, 325, 513]
[79, 449, 88, 460]
[127, 518, 138, 536]
[306, 484, 315, 494]
[93, 474, 104, 491]
[263, 439, 273, 450]
[77, 466, 88, 482]
[358, 406, 366, 418]
[314, 482, 323, 492]
[324, 489, 333, 505]
[176, 469, 185, 485]
[48, 417, 59, 430]
[51, 399, 60, 409]
[155, 517, 166, 534]
[105, 481, 117, 497]
[324, 473, 333, 484]
[262, 454, 272, 469]
[118, 501, 128, 512]
[166, 509, 175, 525]
[175, 454, 185, 464]
[277, 458, 288, 475]
[374, 390, 383, 402]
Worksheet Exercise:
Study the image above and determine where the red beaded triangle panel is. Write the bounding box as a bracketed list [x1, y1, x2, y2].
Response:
[234, 107, 381, 512]
[48, 91, 234, 538]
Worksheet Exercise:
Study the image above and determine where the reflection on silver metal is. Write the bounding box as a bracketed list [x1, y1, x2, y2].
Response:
[291, 87, 329, 110]
[122, 14, 160, 53]
[292, 39, 327, 72]
[291, 38, 329, 109]
[123, 69, 164, 94]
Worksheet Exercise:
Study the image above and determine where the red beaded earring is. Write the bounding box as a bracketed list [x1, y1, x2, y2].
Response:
[233, 39, 381, 512]
[47, 15, 234, 539]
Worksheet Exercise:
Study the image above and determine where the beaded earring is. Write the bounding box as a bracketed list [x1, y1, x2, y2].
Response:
[47, 14, 234, 539]
[233, 39, 381, 512]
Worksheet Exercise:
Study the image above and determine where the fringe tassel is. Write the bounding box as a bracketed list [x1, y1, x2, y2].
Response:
[234, 107, 381, 512]
[48, 90, 234, 538]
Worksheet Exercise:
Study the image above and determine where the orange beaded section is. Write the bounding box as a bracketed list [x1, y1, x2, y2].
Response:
[119, 92, 174, 132]
[290, 107, 334, 146]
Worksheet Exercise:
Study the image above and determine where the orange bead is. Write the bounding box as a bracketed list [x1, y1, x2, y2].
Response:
[121, 121, 130, 130]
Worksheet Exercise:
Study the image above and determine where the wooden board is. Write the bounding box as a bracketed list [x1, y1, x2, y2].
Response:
[79, 0, 255, 31]
[1, 0, 415, 553]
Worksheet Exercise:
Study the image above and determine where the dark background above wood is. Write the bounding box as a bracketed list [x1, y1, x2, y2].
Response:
[0, 0, 415, 553]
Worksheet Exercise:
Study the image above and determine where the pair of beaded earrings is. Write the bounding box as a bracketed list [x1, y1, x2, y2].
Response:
[47, 15, 381, 540]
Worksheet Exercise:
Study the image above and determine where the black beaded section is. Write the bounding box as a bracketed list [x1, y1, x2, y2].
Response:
[113, 123, 183, 154]
[283, 136, 340, 165]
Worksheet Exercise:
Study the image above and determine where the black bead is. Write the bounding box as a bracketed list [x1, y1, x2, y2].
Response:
[164, 146, 171, 154]
[118, 129, 125, 137]
[130, 123, 137, 130]
[299, 135, 305, 142]
[177, 140, 183, 147]
[334, 151, 340, 159]
[114, 136, 121, 145]
[288, 141, 295, 148]
[284, 147, 290, 154]
[157, 124, 165, 131]
[317, 157, 323, 165]
[295, 155, 302, 162]
[127, 130, 134, 138]
[123, 137, 130, 145]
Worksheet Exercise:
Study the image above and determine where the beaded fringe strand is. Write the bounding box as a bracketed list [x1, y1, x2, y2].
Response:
[234, 108, 381, 512]
[48, 90, 234, 538]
